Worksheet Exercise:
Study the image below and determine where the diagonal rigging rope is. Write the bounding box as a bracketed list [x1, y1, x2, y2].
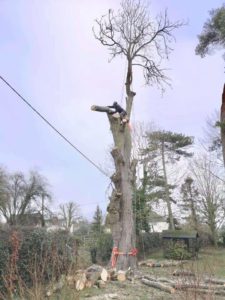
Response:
[0, 75, 109, 178]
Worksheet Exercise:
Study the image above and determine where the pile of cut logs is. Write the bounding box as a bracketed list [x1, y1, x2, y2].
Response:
[46, 265, 127, 297]
[141, 272, 225, 296]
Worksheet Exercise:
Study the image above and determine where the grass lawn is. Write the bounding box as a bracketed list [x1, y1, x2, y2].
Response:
[50, 247, 225, 300]
[192, 247, 225, 278]
[145, 247, 225, 278]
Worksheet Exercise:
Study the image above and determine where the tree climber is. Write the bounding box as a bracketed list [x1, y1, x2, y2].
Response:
[108, 101, 129, 124]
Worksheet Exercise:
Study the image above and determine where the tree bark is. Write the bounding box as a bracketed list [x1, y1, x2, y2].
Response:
[93, 62, 137, 270]
[107, 60, 136, 270]
[107, 108, 136, 270]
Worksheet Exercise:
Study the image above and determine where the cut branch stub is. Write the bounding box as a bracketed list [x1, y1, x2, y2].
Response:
[111, 147, 125, 165]
[91, 105, 114, 114]
[111, 171, 121, 184]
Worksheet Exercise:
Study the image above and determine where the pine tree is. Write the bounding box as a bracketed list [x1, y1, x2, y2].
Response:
[92, 205, 103, 234]
[142, 130, 194, 230]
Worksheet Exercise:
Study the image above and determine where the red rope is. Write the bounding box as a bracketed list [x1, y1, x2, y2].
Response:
[111, 247, 138, 268]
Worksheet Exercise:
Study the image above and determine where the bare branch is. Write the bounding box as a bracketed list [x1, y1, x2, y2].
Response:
[93, 0, 184, 91]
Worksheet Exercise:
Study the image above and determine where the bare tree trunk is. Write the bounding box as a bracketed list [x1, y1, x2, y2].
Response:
[190, 199, 198, 231]
[107, 68, 136, 269]
[41, 194, 45, 227]
[209, 218, 218, 247]
[161, 141, 175, 230]
[92, 60, 136, 270]
[220, 84, 225, 167]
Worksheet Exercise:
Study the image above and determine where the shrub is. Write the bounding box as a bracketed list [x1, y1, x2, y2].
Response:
[88, 233, 113, 265]
[164, 240, 192, 260]
[137, 232, 162, 257]
[218, 227, 225, 246]
[0, 227, 79, 298]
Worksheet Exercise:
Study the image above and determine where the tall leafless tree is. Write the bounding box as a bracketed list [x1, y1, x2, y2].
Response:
[59, 202, 81, 232]
[190, 155, 225, 246]
[93, 0, 184, 269]
[0, 170, 50, 225]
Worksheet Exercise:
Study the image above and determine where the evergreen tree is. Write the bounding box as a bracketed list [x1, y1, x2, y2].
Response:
[196, 4, 225, 59]
[142, 130, 193, 230]
[92, 205, 103, 234]
[134, 167, 151, 235]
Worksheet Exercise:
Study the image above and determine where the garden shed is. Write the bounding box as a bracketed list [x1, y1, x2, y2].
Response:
[162, 230, 199, 259]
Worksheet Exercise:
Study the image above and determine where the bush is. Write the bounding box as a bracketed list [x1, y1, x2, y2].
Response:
[0, 227, 79, 298]
[89, 233, 113, 265]
[137, 232, 162, 257]
[164, 240, 192, 260]
[218, 227, 225, 246]
[198, 230, 214, 247]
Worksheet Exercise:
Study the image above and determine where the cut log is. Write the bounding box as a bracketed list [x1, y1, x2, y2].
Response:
[142, 275, 156, 281]
[86, 264, 108, 285]
[157, 277, 176, 285]
[86, 271, 101, 285]
[141, 278, 175, 294]
[100, 268, 108, 282]
[205, 277, 225, 286]
[117, 270, 126, 282]
[143, 275, 175, 285]
[75, 273, 87, 291]
[97, 279, 106, 288]
[108, 269, 117, 281]
[139, 259, 154, 265]
[173, 269, 195, 277]
[86, 264, 103, 272]
[85, 280, 93, 288]
[139, 260, 185, 268]
[66, 275, 75, 286]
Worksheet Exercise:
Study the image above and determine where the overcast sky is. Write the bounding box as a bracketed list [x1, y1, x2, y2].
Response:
[0, 0, 224, 220]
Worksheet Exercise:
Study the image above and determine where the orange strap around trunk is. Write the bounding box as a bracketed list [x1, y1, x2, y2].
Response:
[111, 246, 138, 268]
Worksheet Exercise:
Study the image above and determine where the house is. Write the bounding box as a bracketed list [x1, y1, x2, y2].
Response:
[45, 216, 79, 233]
[149, 211, 168, 232]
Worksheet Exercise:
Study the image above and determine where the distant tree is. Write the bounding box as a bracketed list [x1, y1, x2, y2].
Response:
[93, 0, 184, 270]
[59, 202, 81, 232]
[142, 130, 193, 230]
[180, 177, 200, 230]
[196, 4, 225, 58]
[134, 167, 151, 235]
[202, 111, 221, 153]
[92, 205, 103, 234]
[190, 155, 225, 246]
[0, 170, 50, 225]
[74, 219, 91, 235]
[0, 167, 8, 209]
